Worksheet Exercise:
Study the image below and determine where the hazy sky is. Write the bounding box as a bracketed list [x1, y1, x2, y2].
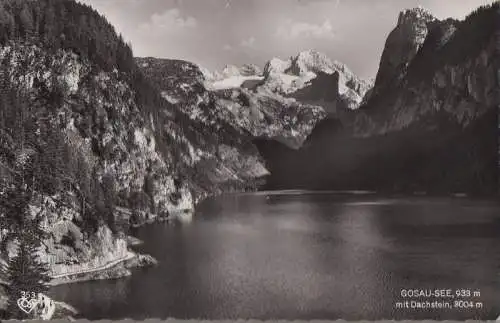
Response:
[77, 0, 495, 80]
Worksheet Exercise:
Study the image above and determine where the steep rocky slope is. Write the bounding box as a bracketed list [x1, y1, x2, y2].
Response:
[371, 6, 437, 95]
[194, 51, 372, 115]
[137, 57, 326, 150]
[0, 0, 327, 291]
[256, 3, 499, 195]
[354, 5, 498, 135]
[262, 50, 372, 113]
[0, 43, 187, 281]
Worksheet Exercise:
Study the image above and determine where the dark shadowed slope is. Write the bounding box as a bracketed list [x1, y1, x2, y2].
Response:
[256, 3, 499, 196]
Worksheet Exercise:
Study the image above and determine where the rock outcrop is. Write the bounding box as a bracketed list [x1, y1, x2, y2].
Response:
[32, 293, 56, 321]
[262, 50, 372, 112]
[0, 0, 321, 293]
[0, 43, 168, 284]
[372, 6, 437, 94]
[137, 57, 327, 150]
[0, 32, 326, 288]
[255, 3, 499, 196]
[193, 51, 372, 116]
[354, 4, 498, 136]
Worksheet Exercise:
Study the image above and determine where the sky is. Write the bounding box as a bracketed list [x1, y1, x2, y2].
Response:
[77, 0, 496, 80]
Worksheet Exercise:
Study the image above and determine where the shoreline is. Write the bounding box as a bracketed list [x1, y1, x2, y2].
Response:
[0, 237, 151, 288]
[48, 237, 157, 286]
[226, 189, 500, 202]
[0, 235, 156, 319]
[48, 251, 137, 286]
[2, 186, 497, 289]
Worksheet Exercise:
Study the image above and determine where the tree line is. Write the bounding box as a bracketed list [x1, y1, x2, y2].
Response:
[0, 0, 208, 316]
[0, 0, 134, 74]
[0, 84, 120, 319]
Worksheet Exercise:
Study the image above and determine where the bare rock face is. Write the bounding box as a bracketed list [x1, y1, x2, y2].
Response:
[137, 57, 205, 105]
[32, 293, 56, 320]
[0, 44, 271, 280]
[137, 57, 327, 151]
[255, 3, 498, 196]
[262, 50, 372, 112]
[372, 7, 437, 94]
[354, 4, 498, 136]
[197, 51, 371, 116]
[263, 57, 290, 76]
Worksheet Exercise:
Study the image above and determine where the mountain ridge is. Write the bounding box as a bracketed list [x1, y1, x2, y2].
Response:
[0, 0, 319, 306]
[255, 2, 499, 195]
[0, 2, 497, 317]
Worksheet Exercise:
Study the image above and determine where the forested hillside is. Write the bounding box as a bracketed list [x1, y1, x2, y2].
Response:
[0, 1, 315, 309]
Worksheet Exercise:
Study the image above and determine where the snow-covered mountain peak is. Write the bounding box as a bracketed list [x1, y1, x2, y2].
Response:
[264, 57, 291, 76]
[289, 49, 336, 75]
[260, 51, 373, 110]
[222, 64, 241, 78]
[200, 50, 373, 110]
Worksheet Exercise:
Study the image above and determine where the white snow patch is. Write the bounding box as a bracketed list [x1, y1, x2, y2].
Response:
[211, 75, 264, 90]
[265, 57, 291, 74]
[222, 65, 242, 78]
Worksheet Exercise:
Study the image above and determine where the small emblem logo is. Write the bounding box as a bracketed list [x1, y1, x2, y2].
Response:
[16, 292, 39, 315]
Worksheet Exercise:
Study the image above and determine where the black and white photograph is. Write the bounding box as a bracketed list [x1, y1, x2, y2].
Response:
[0, 0, 498, 321]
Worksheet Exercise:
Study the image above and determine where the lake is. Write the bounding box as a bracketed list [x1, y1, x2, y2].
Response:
[49, 192, 500, 320]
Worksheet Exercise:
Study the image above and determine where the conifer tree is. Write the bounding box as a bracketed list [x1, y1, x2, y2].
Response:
[3, 217, 51, 320]
[1, 168, 50, 320]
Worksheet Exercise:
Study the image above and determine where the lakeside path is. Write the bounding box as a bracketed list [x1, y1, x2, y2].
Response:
[0, 251, 137, 287]
[47, 251, 136, 285]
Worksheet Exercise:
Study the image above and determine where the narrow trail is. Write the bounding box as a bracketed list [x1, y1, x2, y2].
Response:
[49, 251, 136, 279]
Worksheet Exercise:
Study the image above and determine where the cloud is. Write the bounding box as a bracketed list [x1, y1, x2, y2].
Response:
[240, 36, 256, 48]
[275, 19, 335, 40]
[223, 44, 233, 51]
[139, 8, 197, 33]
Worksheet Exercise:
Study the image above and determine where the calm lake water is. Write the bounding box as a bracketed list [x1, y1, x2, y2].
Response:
[49, 192, 500, 320]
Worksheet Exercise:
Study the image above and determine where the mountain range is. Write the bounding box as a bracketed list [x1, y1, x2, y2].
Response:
[0, 0, 497, 317]
[254, 4, 499, 195]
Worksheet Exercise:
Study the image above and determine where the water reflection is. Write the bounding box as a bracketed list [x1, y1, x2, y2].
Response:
[49, 194, 500, 320]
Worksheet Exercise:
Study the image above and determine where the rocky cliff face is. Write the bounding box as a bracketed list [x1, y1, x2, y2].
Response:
[0, 43, 185, 279]
[0, 40, 324, 283]
[0, 0, 327, 282]
[137, 57, 327, 150]
[256, 3, 499, 195]
[354, 5, 498, 136]
[262, 50, 372, 112]
[372, 6, 437, 94]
